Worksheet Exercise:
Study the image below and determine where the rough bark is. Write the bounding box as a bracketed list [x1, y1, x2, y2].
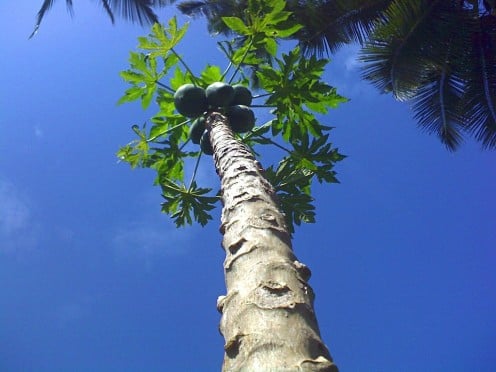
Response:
[206, 112, 338, 372]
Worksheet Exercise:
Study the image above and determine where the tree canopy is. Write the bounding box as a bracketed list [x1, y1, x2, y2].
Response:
[34, 0, 495, 149]
[117, 1, 346, 232]
[179, 0, 496, 150]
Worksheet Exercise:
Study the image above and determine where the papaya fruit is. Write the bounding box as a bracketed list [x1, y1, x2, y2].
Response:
[189, 116, 206, 144]
[231, 84, 252, 106]
[200, 131, 214, 155]
[227, 105, 255, 133]
[174, 84, 208, 118]
[206, 82, 234, 108]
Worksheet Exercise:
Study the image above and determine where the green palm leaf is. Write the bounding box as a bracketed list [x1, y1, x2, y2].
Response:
[360, 0, 449, 101]
[290, 0, 392, 55]
[462, 15, 496, 148]
[411, 66, 466, 150]
[31, 0, 174, 38]
[30, 0, 72, 38]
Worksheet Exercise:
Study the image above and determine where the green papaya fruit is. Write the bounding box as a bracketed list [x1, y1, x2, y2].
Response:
[206, 82, 234, 108]
[189, 116, 206, 144]
[231, 84, 252, 106]
[174, 84, 208, 118]
[227, 105, 255, 133]
[200, 131, 214, 155]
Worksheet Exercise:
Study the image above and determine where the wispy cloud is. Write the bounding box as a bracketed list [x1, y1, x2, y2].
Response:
[0, 183, 30, 235]
[327, 45, 378, 99]
[112, 220, 200, 269]
[113, 222, 188, 255]
[344, 54, 361, 71]
[54, 296, 93, 329]
[110, 186, 207, 268]
[34, 125, 44, 139]
[0, 179, 38, 253]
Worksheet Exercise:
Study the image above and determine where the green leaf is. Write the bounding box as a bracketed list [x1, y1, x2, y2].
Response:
[118, 86, 144, 105]
[200, 65, 223, 85]
[120, 70, 145, 84]
[128, 52, 148, 73]
[222, 17, 250, 35]
[118, 10, 348, 232]
[170, 66, 195, 90]
[272, 22, 303, 38]
[264, 38, 278, 57]
[160, 180, 218, 227]
[139, 18, 189, 57]
[141, 83, 157, 109]
[278, 192, 316, 234]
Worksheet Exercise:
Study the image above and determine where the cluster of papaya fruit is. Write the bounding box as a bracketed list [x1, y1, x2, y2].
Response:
[173, 82, 255, 155]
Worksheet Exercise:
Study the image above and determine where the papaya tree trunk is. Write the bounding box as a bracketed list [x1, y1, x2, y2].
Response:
[206, 112, 338, 372]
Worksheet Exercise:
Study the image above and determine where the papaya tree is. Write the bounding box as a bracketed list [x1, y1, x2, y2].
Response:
[117, 1, 346, 369]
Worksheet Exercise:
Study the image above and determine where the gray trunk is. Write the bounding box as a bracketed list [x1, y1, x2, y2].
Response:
[207, 112, 338, 371]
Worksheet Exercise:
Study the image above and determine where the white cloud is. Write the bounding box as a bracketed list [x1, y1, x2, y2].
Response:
[112, 221, 197, 269]
[0, 183, 30, 235]
[0, 180, 38, 253]
[344, 52, 361, 71]
[110, 186, 206, 267]
[54, 296, 94, 329]
[34, 125, 44, 139]
[325, 45, 379, 99]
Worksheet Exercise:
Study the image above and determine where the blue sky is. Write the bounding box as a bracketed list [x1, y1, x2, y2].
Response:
[1, 1, 495, 371]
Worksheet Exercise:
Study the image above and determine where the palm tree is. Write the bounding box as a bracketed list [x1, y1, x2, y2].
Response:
[30, 0, 176, 38]
[178, 0, 496, 150]
[359, 0, 496, 149]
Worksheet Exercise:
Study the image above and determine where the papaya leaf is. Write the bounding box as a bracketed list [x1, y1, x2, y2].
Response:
[278, 192, 316, 233]
[170, 66, 195, 90]
[270, 22, 303, 38]
[141, 84, 157, 109]
[118, 51, 174, 109]
[118, 86, 145, 105]
[149, 115, 189, 143]
[116, 135, 150, 168]
[155, 88, 176, 115]
[160, 180, 218, 227]
[151, 147, 185, 181]
[138, 18, 189, 57]
[117, 143, 142, 168]
[222, 17, 250, 35]
[264, 162, 315, 233]
[120, 70, 145, 84]
[264, 38, 278, 57]
[257, 47, 346, 142]
[200, 65, 223, 85]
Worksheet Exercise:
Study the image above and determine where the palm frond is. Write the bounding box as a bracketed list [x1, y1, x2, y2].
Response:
[412, 65, 466, 150]
[360, 0, 463, 101]
[462, 15, 496, 149]
[66, 0, 74, 17]
[177, 1, 208, 17]
[30, 0, 56, 38]
[293, 0, 391, 56]
[32, 0, 175, 37]
[30, 0, 77, 38]
[333, 0, 393, 45]
[291, 1, 347, 56]
[100, 0, 116, 24]
[107, 0, 159, 26]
